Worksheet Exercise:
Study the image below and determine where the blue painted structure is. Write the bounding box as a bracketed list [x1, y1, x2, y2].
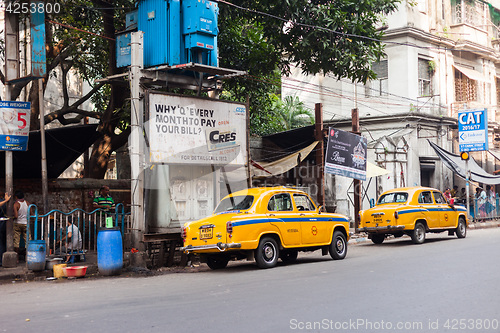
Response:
[30, 1, 47, 77]
[181, 0, 218, 67]
[27, 240, 46, 271]
[138, 0, 182, 68]
[117, 0, 219, 68]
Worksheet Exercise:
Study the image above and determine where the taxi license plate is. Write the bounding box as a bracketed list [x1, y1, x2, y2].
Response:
[200, 227, 213, 240]
[373, 218, 383, 224]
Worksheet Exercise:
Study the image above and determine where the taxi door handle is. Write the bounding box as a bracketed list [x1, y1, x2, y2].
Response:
[269, 214, 275, 216]
[299, 213, 306, 216]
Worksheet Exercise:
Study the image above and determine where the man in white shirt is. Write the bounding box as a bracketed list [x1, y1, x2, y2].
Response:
[60, 218, 82, 262]
[13, 190, 29, 255]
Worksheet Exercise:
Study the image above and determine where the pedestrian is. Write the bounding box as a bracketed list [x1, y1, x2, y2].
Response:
[475, 187, 487, 218]
[0, 192, 11, 265]
[451, 185, 458, 198]
[443, 188, 452, 202]
[485, 185, 495, 218]
[93, 186, 115, 211]
[59, 217, 82, 263]
[13, 190, 29, 257]
[458, 187, 466, 204]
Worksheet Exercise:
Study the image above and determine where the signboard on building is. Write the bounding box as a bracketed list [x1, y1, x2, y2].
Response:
[0, 101, 31, 151]
[324, 128, 367, 181]
[147, 92, 247, 165]
[458, 108, 488, 152]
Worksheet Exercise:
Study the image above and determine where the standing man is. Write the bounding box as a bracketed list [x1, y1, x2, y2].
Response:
[93, 186, 115, 211]
[13, 190, 29, 257]
[0, 192, 11, 266]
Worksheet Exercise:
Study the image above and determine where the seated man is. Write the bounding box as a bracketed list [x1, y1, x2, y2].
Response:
[60, 217, 82, 263]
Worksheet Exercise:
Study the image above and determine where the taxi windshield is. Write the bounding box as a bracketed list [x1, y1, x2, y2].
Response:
[377, 192, 408, 205]
[214, 195, 254, 214]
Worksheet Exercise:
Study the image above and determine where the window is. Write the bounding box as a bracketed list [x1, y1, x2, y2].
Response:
[268, 193, 293, 212]
[214, 195, 254, 214]
[377, 192, 408, 204]
[455, 69, 477, 102]
[293, 194, 316, 211]
[433, 192, 447, 204]
[418, 59, 432, 97]
[418, 191, 433, 204]
[366, 60, 388, 97]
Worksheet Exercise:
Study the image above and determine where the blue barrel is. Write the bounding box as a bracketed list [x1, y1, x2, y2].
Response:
[97, 227, 123, 276]
[27, 240, 46, 271]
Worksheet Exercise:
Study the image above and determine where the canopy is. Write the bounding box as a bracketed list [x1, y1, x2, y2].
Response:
[366, 161, 390, 178]
[453, 64, 488, 82]
[428, 140, 500, 185]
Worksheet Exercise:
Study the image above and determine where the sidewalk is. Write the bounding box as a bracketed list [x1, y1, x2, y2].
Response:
[2, 220, 499, 284]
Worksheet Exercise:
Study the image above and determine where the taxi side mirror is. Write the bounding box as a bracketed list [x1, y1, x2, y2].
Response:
[318, 206, 325, 214]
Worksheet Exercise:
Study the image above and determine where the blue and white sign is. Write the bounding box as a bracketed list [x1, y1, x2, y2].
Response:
[0, 101, 31, 151]
[458, 108, 488, 152]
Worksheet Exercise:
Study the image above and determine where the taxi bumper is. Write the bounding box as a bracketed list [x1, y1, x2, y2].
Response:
[181, 242, 242, 253]
[358, 225, 406, 233]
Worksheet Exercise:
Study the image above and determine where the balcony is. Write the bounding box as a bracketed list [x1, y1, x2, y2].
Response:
[449, 23, 489, 47]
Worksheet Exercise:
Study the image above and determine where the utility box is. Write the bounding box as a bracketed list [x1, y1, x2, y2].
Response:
[138, 0, 181, 68]
[116, 10, 138, 68]
[181, 0, 218, 67]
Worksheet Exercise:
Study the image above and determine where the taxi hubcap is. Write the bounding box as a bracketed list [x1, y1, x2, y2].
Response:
[459, 222, 465, 233]
[263, 243, 275, 261]
[336, 237, 345, 254]
[416, 227, 424, 240]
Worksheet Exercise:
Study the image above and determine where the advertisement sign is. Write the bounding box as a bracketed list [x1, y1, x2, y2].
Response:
[324, 128, 367, 181]
[0, 101, 31, 151]
[147, 92, 247, 165]
[458, 108, 488, 152]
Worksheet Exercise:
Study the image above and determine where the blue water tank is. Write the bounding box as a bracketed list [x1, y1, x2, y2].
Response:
[97, 227, 123, 276]
[181, 0, 218, 67]
[27, 240, 46, 271]
[138, 0, 182, 68]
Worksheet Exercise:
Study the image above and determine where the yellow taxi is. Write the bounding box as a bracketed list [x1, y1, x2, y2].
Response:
[181, 187, 350, 269]
[359, 187, 468, 244]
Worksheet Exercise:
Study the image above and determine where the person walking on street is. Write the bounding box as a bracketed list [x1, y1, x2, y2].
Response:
[13, 190, 29, 257]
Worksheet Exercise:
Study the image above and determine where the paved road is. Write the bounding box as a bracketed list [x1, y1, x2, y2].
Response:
[1, 228, 499, 333]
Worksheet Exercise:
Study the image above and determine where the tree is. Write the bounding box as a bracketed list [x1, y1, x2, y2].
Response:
[272, 95, 314, 131]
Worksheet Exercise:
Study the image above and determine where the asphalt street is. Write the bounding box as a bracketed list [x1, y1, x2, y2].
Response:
[1, 228, 499, 333]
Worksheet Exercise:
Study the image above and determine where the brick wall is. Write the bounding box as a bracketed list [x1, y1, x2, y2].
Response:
[0, 179, 131, 213]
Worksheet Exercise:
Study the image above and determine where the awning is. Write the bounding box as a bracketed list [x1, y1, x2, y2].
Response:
[453, 64, 487, 82]
[366, 161, 390, 178]
[428, 140, 500, 185]
[252, 141, 319, 178]
[0, 124, 100, 179]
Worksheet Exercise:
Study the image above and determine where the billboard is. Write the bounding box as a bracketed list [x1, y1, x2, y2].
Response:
[0, 101, 31, 151]
[324, 128, 367, 181]
[458, 108, 488, 152]
[147, 92, 247, 165]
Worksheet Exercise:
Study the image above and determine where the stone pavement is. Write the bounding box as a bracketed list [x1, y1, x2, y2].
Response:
[1, 220, 498, 284]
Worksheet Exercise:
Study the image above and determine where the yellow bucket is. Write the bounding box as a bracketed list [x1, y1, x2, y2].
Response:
[53, 264, 67, 278]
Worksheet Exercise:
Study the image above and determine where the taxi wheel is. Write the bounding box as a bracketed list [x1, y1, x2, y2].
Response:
[255, 237, 279, 269]
[456, 217, 467, 239]
[280, 250, 298, 263]
[371, 234, 385, 244]
[206, 256, 229, 270]
[411, 222, 426, 244]
[329, 231, 347, 260]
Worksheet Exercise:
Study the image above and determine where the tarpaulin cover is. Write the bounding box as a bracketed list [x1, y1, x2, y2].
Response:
[428, 140, 500, 185]
[0, 124, 100, 179]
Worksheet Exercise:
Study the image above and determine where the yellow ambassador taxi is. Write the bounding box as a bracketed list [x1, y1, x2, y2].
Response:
[181, 187, 350, 269]
[359, 187, 468, 244]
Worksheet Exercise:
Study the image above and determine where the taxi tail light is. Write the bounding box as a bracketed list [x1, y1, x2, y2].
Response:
[394, 211, 399, 219]
[226, 221, 233, 237]
[181, 226, 187, 241]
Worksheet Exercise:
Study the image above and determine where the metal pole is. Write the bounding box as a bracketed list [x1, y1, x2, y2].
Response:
[315, 103, 325, 208]
[466, 159, 471, 221]
[39, 79, 49, 213]
[2, 3, 19, 267]
[352, 108, 362, 230]
[129, 31, 145, 257]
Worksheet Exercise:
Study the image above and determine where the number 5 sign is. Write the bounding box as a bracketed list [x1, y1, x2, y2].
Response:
[0, 101, 31, 151]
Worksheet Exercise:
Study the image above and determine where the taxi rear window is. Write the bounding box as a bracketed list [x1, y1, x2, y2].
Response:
[214, 195, 254, 214]
[377, 192, 408, 204]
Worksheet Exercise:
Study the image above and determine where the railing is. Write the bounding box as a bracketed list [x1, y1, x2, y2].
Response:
[469, 197, 500, 222]
[27, 204, 130, 257]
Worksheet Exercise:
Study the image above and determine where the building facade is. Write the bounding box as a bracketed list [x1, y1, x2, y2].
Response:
[282, 0, 500, 218]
